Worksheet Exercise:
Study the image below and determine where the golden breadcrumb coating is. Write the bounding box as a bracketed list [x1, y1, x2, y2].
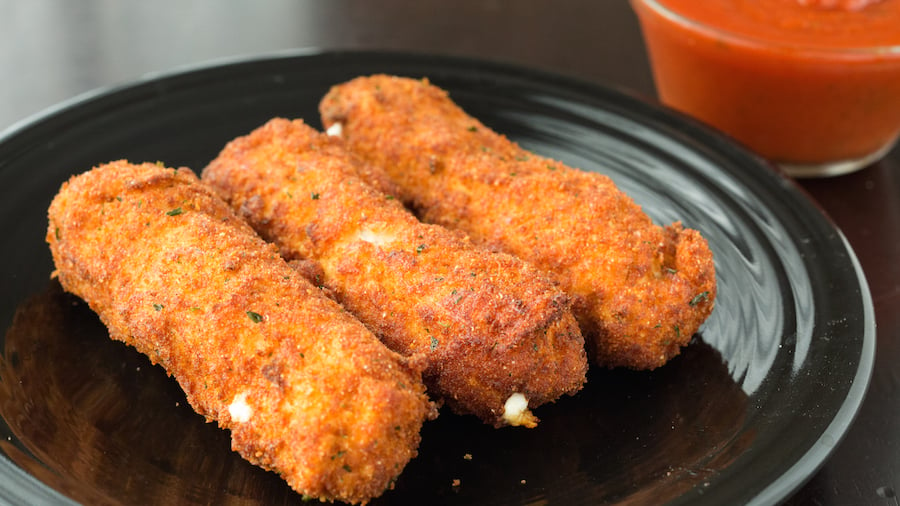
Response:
[202, 118, 587, 427]
[320, 75, 717, 370]
[46, 160, 435, 504]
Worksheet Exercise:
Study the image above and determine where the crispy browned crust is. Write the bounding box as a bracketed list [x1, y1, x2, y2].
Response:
[46, 161, 434, 504]
[320, 75, 717, 370]
[202, 118, 588, 427]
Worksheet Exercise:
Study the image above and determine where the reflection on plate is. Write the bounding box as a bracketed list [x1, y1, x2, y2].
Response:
[0, 51, 875, 505]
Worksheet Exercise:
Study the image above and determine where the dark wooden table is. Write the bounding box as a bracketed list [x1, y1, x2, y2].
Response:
[2, 2, 897, 504]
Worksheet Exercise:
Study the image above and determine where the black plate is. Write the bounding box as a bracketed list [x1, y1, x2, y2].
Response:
[0, 51, 875, 505]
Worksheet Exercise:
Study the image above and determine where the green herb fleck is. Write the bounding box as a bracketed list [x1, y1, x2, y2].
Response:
[430, 336, 439, 351]
[342, 464, 352, 473]
[546, 163, 557, 171]
[153, 304, 164, 312]
[467, 126, 478, 132]
[689, 291, 710, 306]
[247, 311, 264, 323]
[311, 192, 320, 200]
[385, 195, 395, 200]
[673, 325, 681, 338]
[416, 244, 427, 254]
[166, 207, 183, 216]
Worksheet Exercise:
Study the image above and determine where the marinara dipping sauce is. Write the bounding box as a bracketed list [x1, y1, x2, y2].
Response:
[631, 0, 900, 177]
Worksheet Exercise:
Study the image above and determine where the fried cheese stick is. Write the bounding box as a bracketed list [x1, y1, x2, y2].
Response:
[46, 161, 434, 504]
[320, 75, 717, 370]
[202, 118, 588, 428]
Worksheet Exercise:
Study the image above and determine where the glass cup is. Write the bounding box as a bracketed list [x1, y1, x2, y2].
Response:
[631, 0, 900, 177]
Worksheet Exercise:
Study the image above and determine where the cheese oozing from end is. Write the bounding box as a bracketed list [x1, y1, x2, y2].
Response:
[326, 122, 343, 137]
[502, 392, 538, 428]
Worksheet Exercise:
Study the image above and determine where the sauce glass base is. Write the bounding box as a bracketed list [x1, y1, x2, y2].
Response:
[779, 138, 898, 178]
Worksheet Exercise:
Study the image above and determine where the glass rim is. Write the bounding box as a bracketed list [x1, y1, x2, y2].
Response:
[631, 0, 900, 57]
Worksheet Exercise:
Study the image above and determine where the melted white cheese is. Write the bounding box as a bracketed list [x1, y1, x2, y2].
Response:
[356, 227, 395, 247]
[326, 122, 343, 137]
[228, 392, 253, 423]
[502, 393, 537, 427]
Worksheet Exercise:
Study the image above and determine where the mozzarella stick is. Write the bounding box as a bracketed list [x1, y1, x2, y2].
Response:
[320, 75, 717, 370]
[46, 161, 434, 505]
[202, 118, 587, 428]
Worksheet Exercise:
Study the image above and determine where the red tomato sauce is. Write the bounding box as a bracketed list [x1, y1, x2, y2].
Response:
[661, 0, 900, 49]
[633, 0, 900, 168]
